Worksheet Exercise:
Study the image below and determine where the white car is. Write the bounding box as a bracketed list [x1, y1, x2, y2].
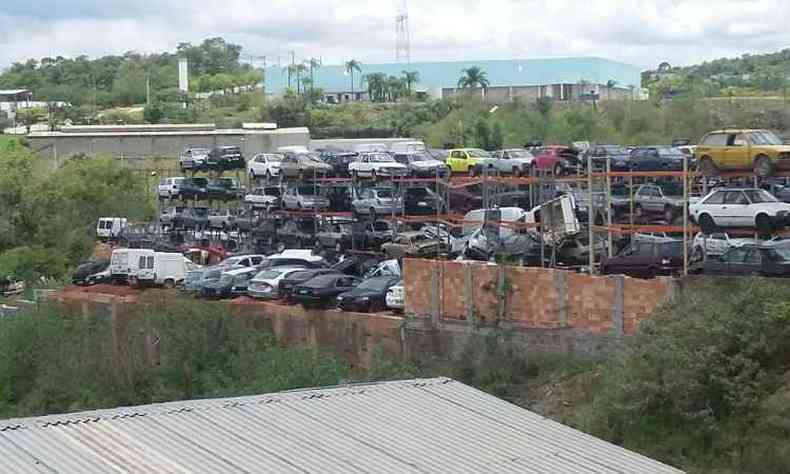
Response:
[179, 147, 210, 171]
[157, 177, 186, 199]
[385, 280, 404, 311]
[689, 188, 790, 232]
[248, 153, 284, 179]
[247, 266, 306, 299]
[691, 232, 755, 261]
[244, 186, 282, 208]
[349, 152, 408, 179]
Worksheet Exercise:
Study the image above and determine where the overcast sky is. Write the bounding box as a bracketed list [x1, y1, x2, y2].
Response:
[2, 0, 790, 70]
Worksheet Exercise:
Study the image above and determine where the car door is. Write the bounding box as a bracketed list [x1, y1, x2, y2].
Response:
[721, 190, 750, 227]
[643, 186, 661, 212]
[725, 133, 751, 169]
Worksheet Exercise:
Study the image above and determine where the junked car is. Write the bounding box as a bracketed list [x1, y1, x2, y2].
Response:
[392, 151, 449, 177]
[244, 186, 282, 209]
[158, 177, 186, 199]
[689, 187, 790, 233]
[446, 148, 491, 175]
[349, 152, 408, 179]
[248, 153, 283, 179]
[179, 147, 210, 171]
[351, 186, 403, 216]
[282, 185, 331, 210]
[382, 231, 449, 259]
[293, 274, 361, 309]
[280, 152, 333, 180]
[248, 266, 307, 300]
[696, 129, 790, 178]
[336, 275, 402, 313]
[633, 182, 696, 222]
[201, 266, 259, 299]
[477, 149, 536, 176]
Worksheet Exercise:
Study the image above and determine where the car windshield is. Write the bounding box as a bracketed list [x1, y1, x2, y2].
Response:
[297, 185, 318, 195]
[744, 189, 779, 203]
[657, 147, 683, 157]
[304, 275, 338, 288]
[370, 153, 395, 162]
[264, 187, 281, 196]
[375, 188, 395, 198]
[659, 182, 683, 196]
[372, 222, 391, 231]
[467, 149, 491, 158]
[301, 153, 323, 163]
[506, 150, 532, 158]
[357, 277, 393, 290]
[408, 188, 431, 198]
[409, 152, 433, 162]
[602, 146, 628, 155]
[771, 247, 790, 260]
[267, 155, 282, 162]
[749, 130, 783, 145]
[191, 148, 209, 155]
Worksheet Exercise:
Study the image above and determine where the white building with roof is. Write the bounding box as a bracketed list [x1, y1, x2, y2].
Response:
[0, 377, 683, 473]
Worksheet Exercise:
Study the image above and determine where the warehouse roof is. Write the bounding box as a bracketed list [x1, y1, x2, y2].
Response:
[0, 377, 682, 473]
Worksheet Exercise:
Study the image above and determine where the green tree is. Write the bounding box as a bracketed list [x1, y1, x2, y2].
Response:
[474, 119, 491, 150]
[491, 121, 504, 150]
[401, 70, 420, 96]
[143, 102, 165, 123]
[345, 60, 362, 100]
[457, 66, 490, 89]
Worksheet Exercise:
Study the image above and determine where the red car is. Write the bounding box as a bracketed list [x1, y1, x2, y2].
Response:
[531, 146, 580, 175]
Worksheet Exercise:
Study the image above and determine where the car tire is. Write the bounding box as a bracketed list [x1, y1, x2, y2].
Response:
[371, 169, 377, 181]
[699, 156, 718, 177]
[163, 279, 176, 289]
[553, 162, 563, 176]
[276, 242, 286, 253]
[513, 166, 520, 177]
[335, 242, 343, 253]
[645, 267, 657, 279]
[691, 246, 704, 263]
[634, 204, 644, 219]
[699, 214, 717, 234]
[663, 205, 675, 223]
[755, 213, 773, 234]
[468, 166, 476, 177]
[369, 207, 377, 217]
[754, 155, 773, 178]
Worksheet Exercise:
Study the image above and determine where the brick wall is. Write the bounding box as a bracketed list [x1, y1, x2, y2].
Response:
[404, 259, 672, 337]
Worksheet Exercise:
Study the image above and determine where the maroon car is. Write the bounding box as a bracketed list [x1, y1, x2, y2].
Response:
[601, 239, 684, 279]
[531, 146, 580, 175]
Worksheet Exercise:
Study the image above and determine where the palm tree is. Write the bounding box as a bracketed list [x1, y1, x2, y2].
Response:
[457, 66, 490, 89]
[282, 65, 294, 89]
[308, 58, 321, 93]
[295, 63, 308, 94]
[605, 79, 618, 100]
[401, 70, 420, 96]
[364, 73, 386, 102]
[387, 76, 406, 101]
[345, 59, 362, 100]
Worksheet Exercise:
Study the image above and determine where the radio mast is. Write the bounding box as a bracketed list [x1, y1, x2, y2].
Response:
[395, 0, 410, 63]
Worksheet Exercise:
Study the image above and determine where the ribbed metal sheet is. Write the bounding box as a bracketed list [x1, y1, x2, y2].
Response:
[0, 378, 683, 473]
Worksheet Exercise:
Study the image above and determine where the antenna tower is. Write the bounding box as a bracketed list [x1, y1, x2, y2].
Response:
[395, 0, 410, 63]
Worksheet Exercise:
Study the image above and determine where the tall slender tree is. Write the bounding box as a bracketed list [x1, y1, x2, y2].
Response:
[401, 70, 420, 96]
[345, 60, 362, 100]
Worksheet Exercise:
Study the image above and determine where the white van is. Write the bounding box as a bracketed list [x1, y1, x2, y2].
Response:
[110, 248, 154, 282]
[96, 217, 128, 241]
[462, 207, 527, 238]
[390, 141, 427, 154]
[132, 252, 195, 288]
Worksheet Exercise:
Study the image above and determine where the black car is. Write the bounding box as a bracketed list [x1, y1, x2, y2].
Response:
[403, 187, 444, 215]
[760, 182, 790, 203]
[320, 184, 354, 212]
[207, 178, 241, 201]
[179, 178, 209, 200]
[319, 150, 358, 177]
[583, 145, 631, 171]
[351, 220, 395, 250]
[278, 268, 342, 301]
[601, 239, 684, 278]
[209, 146, 245, 171]
[174, 207, 209, 230]
[292, 274, 361, 308]
[629, 147, 689, 172]
[72, 260, 110, 285]
[275, 217, 319, 252]
[200, 267, 258, 299]
[336, 275, 402, 312]
[693, 243, 790, 277]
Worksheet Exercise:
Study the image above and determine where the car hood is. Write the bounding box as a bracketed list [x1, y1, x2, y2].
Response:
[756, 202, 790, 212]
[411, 161, 444, 169]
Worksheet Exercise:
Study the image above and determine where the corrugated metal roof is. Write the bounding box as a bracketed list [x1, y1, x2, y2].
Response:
[0, 378, 683, 473]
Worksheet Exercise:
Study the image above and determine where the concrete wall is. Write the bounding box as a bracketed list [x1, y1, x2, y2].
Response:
[27, 127, 310, 168]
[442, 84, 635, 104]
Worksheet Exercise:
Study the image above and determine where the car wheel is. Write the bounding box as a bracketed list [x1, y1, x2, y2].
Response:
[756, 213, 773, 234]
[699, 156, 718, 177]
[371, 169, 377, 181]
[276, 242, 286, 253]
[699, 214, 717, 234]
[754, 155, 773, 178]
[634, 204, 644, 219]
[468, 166, 476, 177]
[691, 246, 704, 263]
[352, 170, 359, 180]
[369, 207, 377, 217]
[163, 279, 176, 290]
[265, 170, 273, 181]
[644, 267, 657, 279]
[663, 205, 675, 223]
[553, 162, 563, 176]
[249, 170, 256, 181]
[512, 166, 520, 177]
[335, 242, 343, 253]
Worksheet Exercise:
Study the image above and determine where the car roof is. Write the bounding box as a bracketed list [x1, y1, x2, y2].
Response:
[706, 129, 766, 134]
[708, 187, 761, 192]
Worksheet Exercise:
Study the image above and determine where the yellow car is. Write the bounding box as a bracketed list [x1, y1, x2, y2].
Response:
[446, 148, 491, 174]
[696, 129, 790, 177]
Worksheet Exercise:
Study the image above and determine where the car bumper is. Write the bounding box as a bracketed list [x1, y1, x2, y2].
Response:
[248, 287, 279, 299]
[337, 299, 371, 312]
[386, 296, 404, 309]
[769, 213, 790, 226]
[201, 288, 230, 299]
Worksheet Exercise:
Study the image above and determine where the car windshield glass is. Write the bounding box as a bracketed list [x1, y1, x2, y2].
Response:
[657, 147, 682, 157]
[300, 153, 322, 163]
[264, 187, 281, 196]
[409, 152, 433, 161]
[409, 188, 431, 198]
[658, 182, 683, 196]
[372, 222, 390, 231]
[507, 150, 532, 158]
[357, 278, 392, 290]
[193, 208, 208, 217]
[467, 149, 491, 158]
[749, 131, 783, 145]
[375, 188, 395, 198]
[771, 247, 790, 260]
[191, 148, 209, 155]
[371, 154, 395, 162]
[744, 189, 779, 203]
[267, 155, 282, 162]
[305, 275, 338, 288]
[663, 242, 684, 257]
[297, 185, 317, 195]
[602, 146, 628, 155]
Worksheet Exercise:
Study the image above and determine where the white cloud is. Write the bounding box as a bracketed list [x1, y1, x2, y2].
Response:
[2, 0, 790, 69]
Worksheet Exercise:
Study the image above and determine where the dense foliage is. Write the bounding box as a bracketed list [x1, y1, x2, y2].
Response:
[0, 300, 349, 418]
[644, 49, 790, 98]
[572, 278, 790, 473]
[0, 138, 153, 281]
[0, 37, 260, 110]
